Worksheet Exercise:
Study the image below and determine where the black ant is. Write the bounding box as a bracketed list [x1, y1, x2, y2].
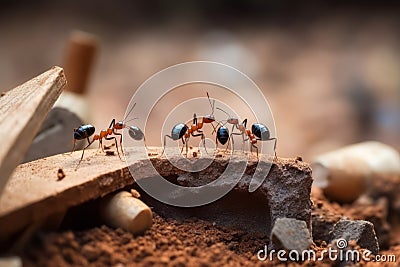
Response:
[72, 103, 143, 167]
[245, 123, 277, 158]
[216, 107, 247, 151]
[217, 107, 277, 158]
[215, 123, 230, 148]
[161, 92, 217, 156]
[162, 114, 208, 157]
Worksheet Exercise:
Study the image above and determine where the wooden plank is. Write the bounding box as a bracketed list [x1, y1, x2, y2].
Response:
[0, 148, 154, 242]
[0, 67, 66, 196]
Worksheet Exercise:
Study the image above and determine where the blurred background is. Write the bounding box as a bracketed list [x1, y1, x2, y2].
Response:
[0, 0, 399, 161]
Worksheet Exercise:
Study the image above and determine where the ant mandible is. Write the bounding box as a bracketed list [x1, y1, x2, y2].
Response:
[161, 92, 216, 156]
[72, 103, 143, 167]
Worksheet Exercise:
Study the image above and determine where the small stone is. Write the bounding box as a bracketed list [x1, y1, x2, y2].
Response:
[270, 217, 312, 252]
[57, 168, 66, 180]
[330, 219, 379, 254]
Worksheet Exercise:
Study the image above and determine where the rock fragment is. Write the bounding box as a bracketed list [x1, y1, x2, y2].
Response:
[330, 219, 379, 254]
[141, 157, 313, 237]
[270, 217, 312, 252]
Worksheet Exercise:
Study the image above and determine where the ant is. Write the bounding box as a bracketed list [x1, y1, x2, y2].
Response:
[215, 122, 230, 148]
[72, 103, 143, 167]
[216, 107, 247, 152]
[216, 107, 277, 158]
[161, 92, 217, 156]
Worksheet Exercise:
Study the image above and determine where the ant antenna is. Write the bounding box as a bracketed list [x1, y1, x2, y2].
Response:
[207, 92, 215, 115]
[216, 107, 232, 119]
[123, 103, 137, 122]
[124, 117, 139, 124]
[218, 119, 229, 127]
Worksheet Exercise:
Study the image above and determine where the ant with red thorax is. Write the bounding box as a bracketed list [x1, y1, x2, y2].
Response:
[216, 107, 277, 158]
[162, 92, 217, 156]
[72, 103, 143, 167]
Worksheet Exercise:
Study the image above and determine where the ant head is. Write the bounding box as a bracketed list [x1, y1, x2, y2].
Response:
[203, 114, 215, 121]
[115, 121, 124, 129]
[228, 118, 239, 125]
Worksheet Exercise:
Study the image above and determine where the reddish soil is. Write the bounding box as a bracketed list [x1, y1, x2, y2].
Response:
[16, 163, 400, 266]
[22, 214, 268, 267]
[19, 190, 400, 267]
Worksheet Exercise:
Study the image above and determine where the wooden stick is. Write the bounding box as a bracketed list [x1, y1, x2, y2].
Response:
[100, 191, 153, 235]
[63, 31, 98, 94]
[0, 67, 66, 196]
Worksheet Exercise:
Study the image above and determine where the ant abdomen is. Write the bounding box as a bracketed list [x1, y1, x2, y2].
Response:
[73, 125, 95, 140]
[252, 123, 271, 141]
[217, 126, 229, 145]
[128, 126, 144, 141]
[171, 123, 188, 140]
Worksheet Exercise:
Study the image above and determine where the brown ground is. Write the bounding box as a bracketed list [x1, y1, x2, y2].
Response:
[19, 184, 400, 267]
[22, 214, 268, 267]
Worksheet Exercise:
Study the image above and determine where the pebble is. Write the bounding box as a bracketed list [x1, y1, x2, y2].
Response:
[270, 217, 312, 252]
[330, 219, 379, 254]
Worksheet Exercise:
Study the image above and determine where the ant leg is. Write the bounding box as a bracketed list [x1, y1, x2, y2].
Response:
[243, 137, 249, 154]
[252, 143, 259, 158]
[201, 134, 207, 154]
[161, 135, 174, 156]
[186, 138, 189, 157]
[71, 139, 77, 154]
[113, 132, 123, 154]
[106, 136, 121, 160]
[210, 122, 217, 135]
[191, 133, 208, 154]
[241, 133, 245, 152]
[231, 133, 243, 153]
[111, 126, 124, 153]
[225, 124, 235, 152]
[180, 137, 189, 157]
[108, 118, 116, 129]
[76, 139, 95, 169]
[225, 133, 231, 152]
[256, 137, 277, 159]
[268, 137, 277, 159]
[180, 137, 185, 154]
[143, 135, 149, 150]
[99, 139, 104, 152]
